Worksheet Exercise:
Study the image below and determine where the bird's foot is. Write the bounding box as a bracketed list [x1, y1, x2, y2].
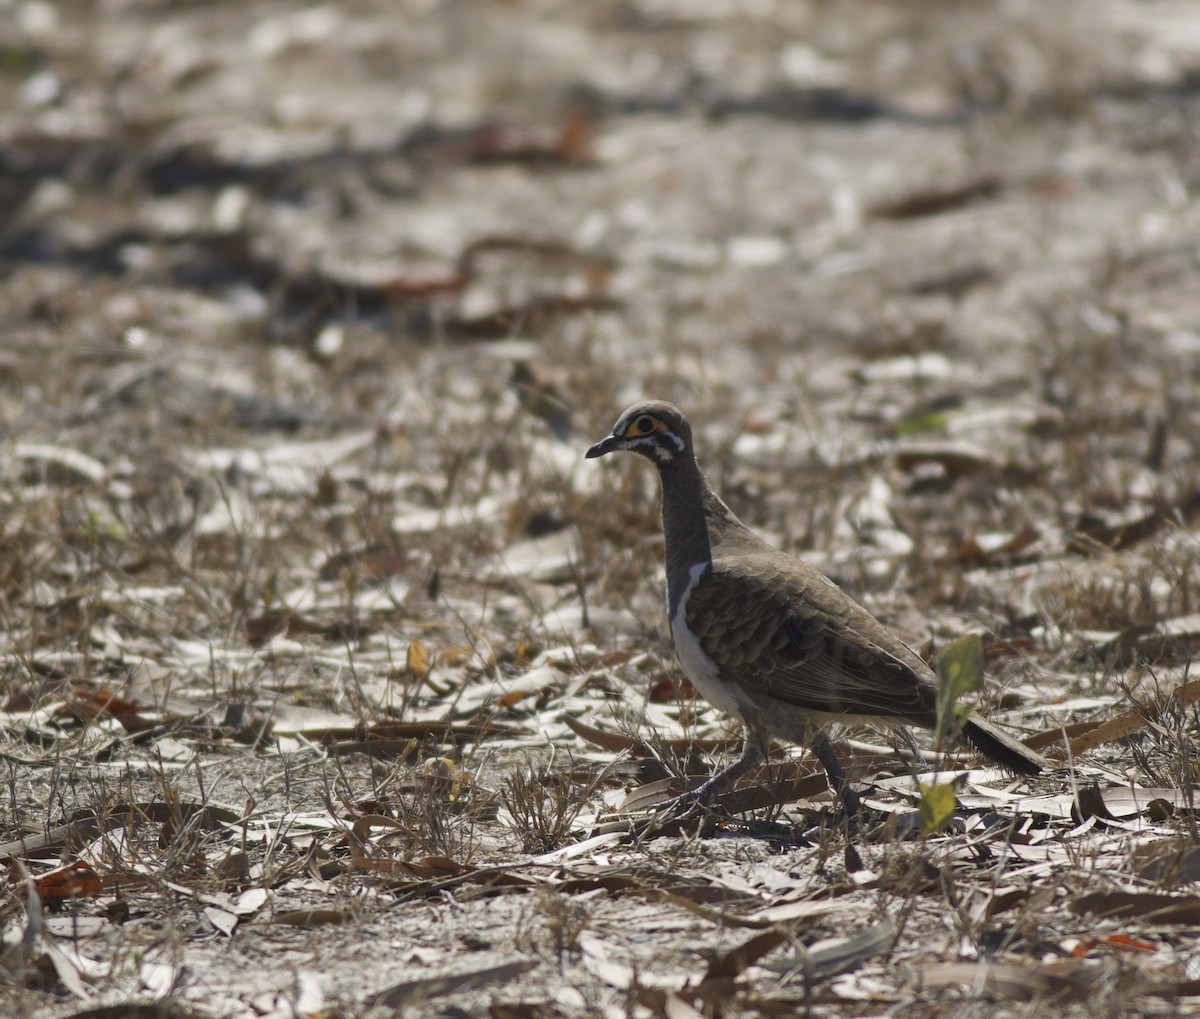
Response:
[795, 784, 874, 845]
[653, 790, 707, 818]
[629, 743, 766, 836]
[838, 785, 865, 830]
[622, 774, 734, 840]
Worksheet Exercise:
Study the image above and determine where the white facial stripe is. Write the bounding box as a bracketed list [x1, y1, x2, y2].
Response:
[627, 429, 682, 460]
[629, 435, 674, 461]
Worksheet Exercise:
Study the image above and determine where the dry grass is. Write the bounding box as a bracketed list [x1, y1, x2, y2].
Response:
[3, 1, 1200, 1016]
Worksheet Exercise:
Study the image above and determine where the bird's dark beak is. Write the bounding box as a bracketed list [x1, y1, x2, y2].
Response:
[585, 433, 622, 459]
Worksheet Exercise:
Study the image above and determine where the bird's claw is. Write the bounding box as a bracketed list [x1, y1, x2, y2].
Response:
[625, 784, 722, 840]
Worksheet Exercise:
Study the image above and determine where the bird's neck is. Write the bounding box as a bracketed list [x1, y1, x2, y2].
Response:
[660, 456, 743, 617]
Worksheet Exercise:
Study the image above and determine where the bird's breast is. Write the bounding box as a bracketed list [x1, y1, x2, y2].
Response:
[669, 562, 752, 723]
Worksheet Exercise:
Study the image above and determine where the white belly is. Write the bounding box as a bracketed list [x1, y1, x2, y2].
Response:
[669, 562, 755, 724]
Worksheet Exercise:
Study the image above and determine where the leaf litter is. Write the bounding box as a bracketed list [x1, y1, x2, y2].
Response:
[5, 0, 1200, 1016]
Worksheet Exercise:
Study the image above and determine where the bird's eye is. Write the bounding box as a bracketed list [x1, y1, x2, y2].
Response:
[633, 415, 656, 434]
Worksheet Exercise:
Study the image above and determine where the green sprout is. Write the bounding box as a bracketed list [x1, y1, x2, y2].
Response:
[918, 634, 985, 835]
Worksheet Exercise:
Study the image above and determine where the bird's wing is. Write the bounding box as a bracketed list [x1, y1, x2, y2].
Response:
[683, 552, 935, 721]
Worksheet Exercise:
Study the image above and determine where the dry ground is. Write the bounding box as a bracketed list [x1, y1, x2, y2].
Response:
[3, 1, 1200, 1016]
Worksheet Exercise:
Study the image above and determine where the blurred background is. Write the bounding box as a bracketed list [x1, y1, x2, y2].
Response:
[4, 0, 1199, 637]
[4, 3, 1200, 1012]
[4, 0, 1200, 666]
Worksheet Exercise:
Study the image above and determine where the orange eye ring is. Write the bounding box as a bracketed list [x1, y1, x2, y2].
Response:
[629, 414, 657, 436]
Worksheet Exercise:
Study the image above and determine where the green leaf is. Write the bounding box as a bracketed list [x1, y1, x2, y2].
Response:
[78, 508, 128, 543]
[896, 410, 950, 436]
[934, 633, 985, 747]
[918, 781, 957, 835]
[937, 633, 985, 700]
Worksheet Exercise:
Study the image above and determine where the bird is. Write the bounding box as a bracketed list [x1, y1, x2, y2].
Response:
[585, 400, 1045, 818]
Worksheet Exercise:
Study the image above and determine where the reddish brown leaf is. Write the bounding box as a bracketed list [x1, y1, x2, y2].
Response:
[63, 688, 141, 720]
[982, 637, 1038, 663]
[29, 860, 103, 900]
[647, 675, 701, 702]
[1023, 718, 1107, 752]
[564, 716, 648, 755]
[1057, 679, 1200, 760]
[1070, 934, 1157, 957]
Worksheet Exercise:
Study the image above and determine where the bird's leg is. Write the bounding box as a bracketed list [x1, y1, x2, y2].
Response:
[809, 730, 862, 825]
[690, 738, 764, 801]
[656, 737, 765, 816]
[898, 727, 929, 770]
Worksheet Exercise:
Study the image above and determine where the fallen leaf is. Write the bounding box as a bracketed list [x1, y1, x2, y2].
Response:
[918, 781, 957, 834]
[1072, 782, 1116, 823]
[913, 958, 1100, 1002]
[703, 927, 791, 982]
[1069, 933, 1156, 956]
[364, 959, 535, 1007]
[274, 909, 353, 928]
[760, 918, 896, 979]
[1071, 890, 1200, 924]
[870, 176, 1000, 219]
[204, 906, 238, 937]
[1060, 679, 1200, 759]
[1134, 839, 1200, 885]
[893, 440, 999, 479]
[407, 637, 430, 677]
[61, 689, 141, 721]
[30, 861, 103, 900]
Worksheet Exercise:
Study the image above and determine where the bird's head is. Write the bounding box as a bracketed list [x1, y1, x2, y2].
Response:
[585, 401, 694, 466]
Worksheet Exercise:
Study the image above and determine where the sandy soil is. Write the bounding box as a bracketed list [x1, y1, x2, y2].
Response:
[3, 1, 1200, 1016]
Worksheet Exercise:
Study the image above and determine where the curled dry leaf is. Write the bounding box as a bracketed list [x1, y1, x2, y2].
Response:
[29, 860, 103, 901]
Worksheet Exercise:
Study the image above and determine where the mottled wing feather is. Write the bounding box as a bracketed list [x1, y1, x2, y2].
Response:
[684, 552, 935, 721]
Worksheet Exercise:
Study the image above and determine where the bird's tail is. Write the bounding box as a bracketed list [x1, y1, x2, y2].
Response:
[960, 716, 1046, 775]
